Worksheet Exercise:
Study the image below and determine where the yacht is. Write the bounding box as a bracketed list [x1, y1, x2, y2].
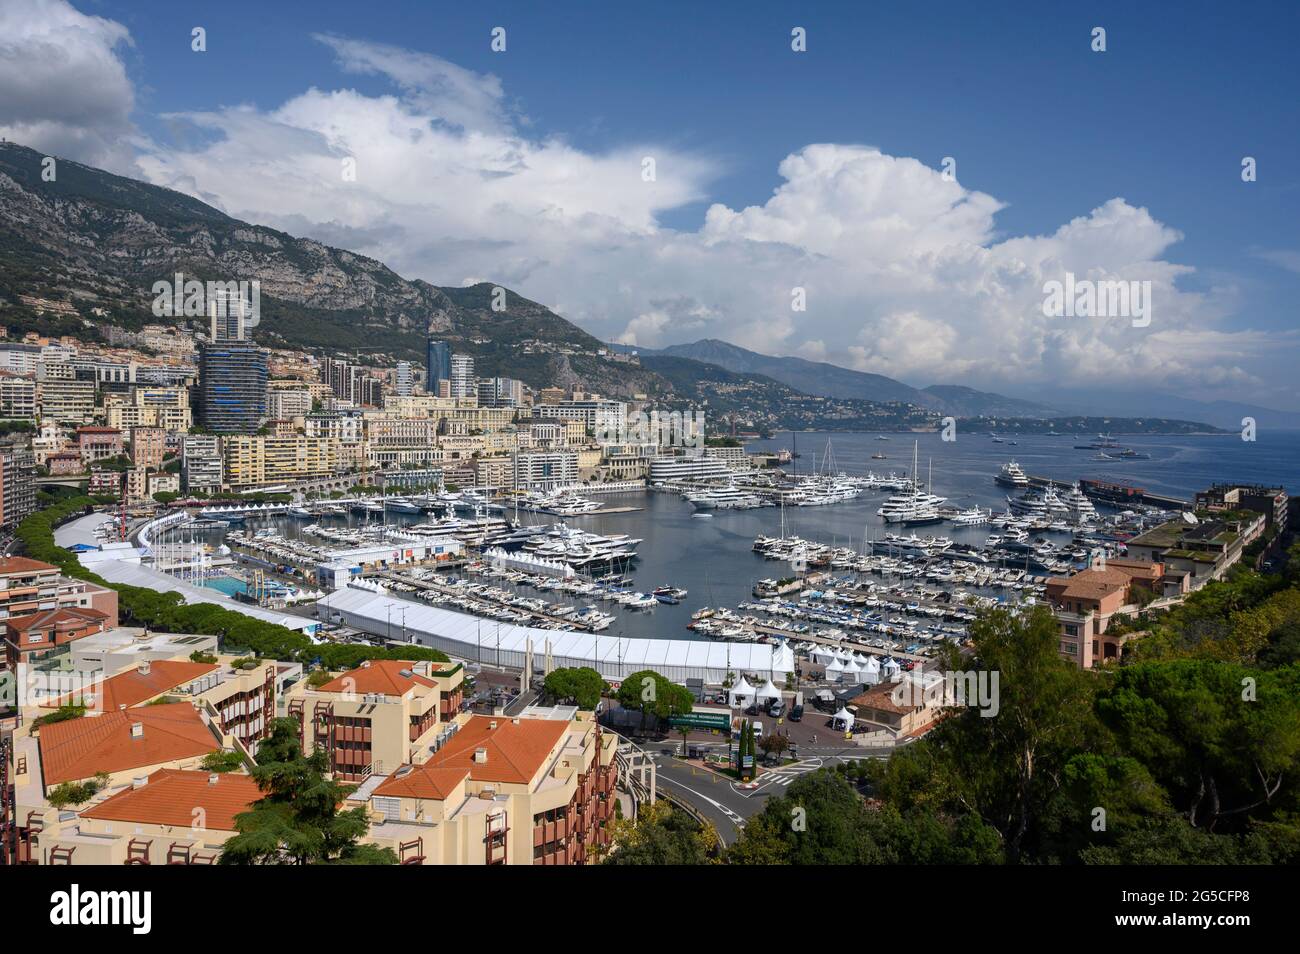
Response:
[384, 497, 423, 515]
[950, 507, 991, 527]
[287, 505, 312, 519]
[687, 483, 763, 510]
[1059, 483, 1099, 524]
[877, 442, 946, 523]
[1007, 487, 1069, 520]
[995, 460, 1029, 488]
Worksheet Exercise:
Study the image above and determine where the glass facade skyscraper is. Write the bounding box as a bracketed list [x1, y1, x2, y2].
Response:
[426, 338, 451, 394]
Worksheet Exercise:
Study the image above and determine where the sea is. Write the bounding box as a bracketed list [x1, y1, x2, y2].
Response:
[233, 430, 1297, 643]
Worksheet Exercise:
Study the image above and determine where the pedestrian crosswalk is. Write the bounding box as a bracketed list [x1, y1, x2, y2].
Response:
[759, 758, 823, 787]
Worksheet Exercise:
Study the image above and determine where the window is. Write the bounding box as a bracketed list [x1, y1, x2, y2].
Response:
[372, 797, 401, 822]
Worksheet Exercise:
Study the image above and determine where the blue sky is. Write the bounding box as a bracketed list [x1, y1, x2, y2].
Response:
[6, 0, 1300, 409]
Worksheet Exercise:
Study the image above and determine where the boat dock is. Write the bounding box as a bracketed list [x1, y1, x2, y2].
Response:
[1024, 474, 1187, 510]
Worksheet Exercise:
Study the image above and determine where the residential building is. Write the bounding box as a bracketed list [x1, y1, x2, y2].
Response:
[281, 659, 466, 782]
[512, 451, 579, 491]
[1126, 514, 1265, 592]
[1195, 483, 1290, 531]
[449, 354, 475, 399]
[477, 376, 523, 408]
[395, 361, 413, 396]
[356, 706, 617, 865]
[181, 435, 223, 493]
[533, 399, 626, 435]
[36, 377, 95, 423]
[0, 372, 37, 420]
[76, 426, 123, 464]
[197, 341, 268, 434]
[266, 386, 313, 420]
[0, 443, 35, 529]
[1045, 559, 1166, 667]
[223, 435, 340, 488]
[129, 426, 166, 469]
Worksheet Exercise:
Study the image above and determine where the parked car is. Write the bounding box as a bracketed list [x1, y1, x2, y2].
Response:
[788, 704, 804, 722]
[768, 700, 787, 719]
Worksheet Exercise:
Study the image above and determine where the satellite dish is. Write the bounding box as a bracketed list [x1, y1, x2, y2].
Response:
[1182, 511, 1199, 525]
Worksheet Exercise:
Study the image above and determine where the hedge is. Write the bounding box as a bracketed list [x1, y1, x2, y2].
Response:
[15, 498, 449, 669]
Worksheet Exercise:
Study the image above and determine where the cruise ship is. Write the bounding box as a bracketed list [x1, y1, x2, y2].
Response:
[687, 484, 763, 510]
[995, 460, 1029, 488]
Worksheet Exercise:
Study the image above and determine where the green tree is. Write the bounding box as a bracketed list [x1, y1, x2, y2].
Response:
[602, 802, 716, 865]
[220, 718, 395, 865]
[616, 669, 694, 732]
[543, 666, 607, 710]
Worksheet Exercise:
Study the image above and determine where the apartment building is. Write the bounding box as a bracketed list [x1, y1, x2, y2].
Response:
[512, 451, 579, 491]
[0, 372, 37, 420]
[266, 386, 312, 419]
[75, 426, 123, 464]
[1045, 559, 1166, 667]
[181, 434, 223, 493]
[36, 377, 95, 423]
[1195, 482, 1290, 531]
[533, 399, 626, 435]
[0, 443, 36, 530]
[0, 557, 119, 660]
[357, 706, 617, 865]
[223, 435, 340, 488]
[129, 425, 167, 468]
[1125, 514, 1265, 593]
[103, 386, 192, 432]
[448, 354, 475, 398]
[281, 659, 465, 782]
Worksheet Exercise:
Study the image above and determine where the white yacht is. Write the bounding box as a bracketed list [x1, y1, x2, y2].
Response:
[995, 460, 1029, 488]
[1007, 486, 1069, 520]
[1059, 483, 1098, 524]
[877, 442, 946, 523]
[687, 483, 763, 510]
[950, 507, 991, 526]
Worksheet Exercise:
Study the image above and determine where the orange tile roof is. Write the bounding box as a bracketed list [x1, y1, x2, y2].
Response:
[316, 659, 439, 696]
[372, 764, 470, 801]
[81, 769, 263, 832]
[6, 606, 107, 636]
[48, 660, 219, 711]
[39, 702, 220, 785]
[0, 556, 58, 575]
[424, 715, 568, 785]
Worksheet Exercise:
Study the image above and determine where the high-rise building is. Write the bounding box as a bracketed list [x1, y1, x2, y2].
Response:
[426, 338, 451, 394]
[0, 442, 35, 529]
[181, 435, 223, 493]
[449, 353, 475, 399]
[476, 376, 523, 408]
[197, 342, 268, 434]
[321, 358, 383, 407]
[395, 360, 413, 396]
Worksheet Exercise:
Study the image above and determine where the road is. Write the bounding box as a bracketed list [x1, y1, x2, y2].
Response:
[645, 742, 891, 845]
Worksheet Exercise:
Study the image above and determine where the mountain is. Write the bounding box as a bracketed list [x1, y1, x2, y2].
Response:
[652, 339, 1060, 418]
[0, 141, 662, 398]
[1032, 387, 1300, 432]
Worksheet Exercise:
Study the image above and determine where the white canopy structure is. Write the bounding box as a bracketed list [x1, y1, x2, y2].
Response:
[320, 586, 795, 683]
[729, 676, 756, 707]
[832, 706, 856, 730]
[825, 659, 845, 677]
[756, 679, 782, 702]
[841, 658, 862, 683]
[881, 657, 902, 681]
[862, 655, 882, 686]
[811, 647, 836, 664]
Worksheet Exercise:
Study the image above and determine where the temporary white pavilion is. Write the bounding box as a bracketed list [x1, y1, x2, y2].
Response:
[729, 676, 756, 708]
[319, 586, 796, 683]
[832, 706, 856, 731]
[756, 679, 782, 703]
[881, 657, 902, 682]
[825, 658, 845, 680]
[811, 647, 837, 665]
[862, 655, 882, 686]
[841, 658, 862, 683]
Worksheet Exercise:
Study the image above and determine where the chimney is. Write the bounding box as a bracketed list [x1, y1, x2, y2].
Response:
[473, 748, 488, 764]
[130, 722, 144, 739]
[137, 660, 151, 676]
[512, 718, 520, 725]
[208, 773, 219, 785]
[488, 720, 498, 730]
[132, 776, 147, 789]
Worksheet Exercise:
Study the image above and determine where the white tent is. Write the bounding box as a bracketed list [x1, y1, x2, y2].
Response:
[835, 652, 852, 664]
[729, 676, 755, 707]
[881, 657, 902, 681]
[833, 706, 856, 731]
[841, 658, 862, 683]
[811, 647, 836, 665]
[756, 679, 782, 702]
[825, 659, 844, 678]
[862, 655, 882, 686]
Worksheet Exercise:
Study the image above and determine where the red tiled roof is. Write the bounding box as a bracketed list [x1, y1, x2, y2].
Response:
[0, 556, 58, 575]
[372, 764, 470, 801]
[6, 606, 107, 633]
[39, 702, 219, 785]
[424, 715, 568, 785]
[48, 660, 218, 711]
[81, 769, 263, 832]
[316, 659, 439, 696]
